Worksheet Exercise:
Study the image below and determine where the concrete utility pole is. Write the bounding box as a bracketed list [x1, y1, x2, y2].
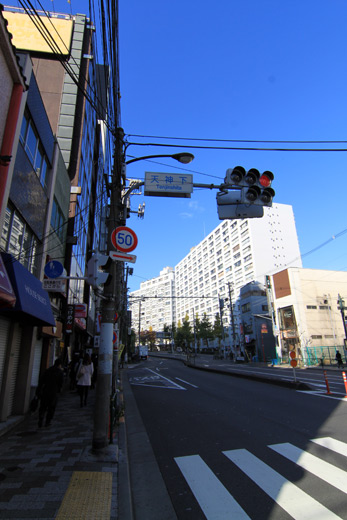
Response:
[338, 294, 347, 347]
[227, 282, 236, 355]
[92, 127, 125, 450]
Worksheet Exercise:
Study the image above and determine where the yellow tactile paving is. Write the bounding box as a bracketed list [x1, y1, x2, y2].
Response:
[56, 471, 112, 519]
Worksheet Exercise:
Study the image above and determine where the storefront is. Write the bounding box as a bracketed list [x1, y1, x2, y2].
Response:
[0, 253, 55, 421]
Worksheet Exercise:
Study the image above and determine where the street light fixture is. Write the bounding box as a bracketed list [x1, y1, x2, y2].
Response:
[125, 152, 194, 165]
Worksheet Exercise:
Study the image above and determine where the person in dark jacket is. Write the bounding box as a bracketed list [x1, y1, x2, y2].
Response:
[336, 350, 344, 368]
[37, 358, 64, 428]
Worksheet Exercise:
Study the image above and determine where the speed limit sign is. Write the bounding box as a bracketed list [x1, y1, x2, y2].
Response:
[111, 226, 138, 253]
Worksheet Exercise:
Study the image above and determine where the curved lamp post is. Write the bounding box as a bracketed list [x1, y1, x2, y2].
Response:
[125, 152, 194, 165]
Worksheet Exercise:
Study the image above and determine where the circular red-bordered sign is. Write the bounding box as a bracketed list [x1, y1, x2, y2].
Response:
[111, 226, 138, 253]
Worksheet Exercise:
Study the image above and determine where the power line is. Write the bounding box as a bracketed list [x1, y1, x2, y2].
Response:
[127, 133, 347, 145]
[127, 141, 347, 153]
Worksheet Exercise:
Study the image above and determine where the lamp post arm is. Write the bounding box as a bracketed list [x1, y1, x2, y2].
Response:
[126, 155, 174, 165]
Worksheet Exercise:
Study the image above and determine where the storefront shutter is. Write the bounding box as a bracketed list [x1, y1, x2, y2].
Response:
[8, 324, 21, 416]
[31, 339, 42, 387]
[0, 317, 11, 389]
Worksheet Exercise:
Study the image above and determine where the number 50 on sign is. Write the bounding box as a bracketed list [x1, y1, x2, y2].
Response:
[111, 226, 138, 253]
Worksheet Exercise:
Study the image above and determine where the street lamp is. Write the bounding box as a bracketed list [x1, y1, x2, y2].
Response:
[125, 152, 194, 165]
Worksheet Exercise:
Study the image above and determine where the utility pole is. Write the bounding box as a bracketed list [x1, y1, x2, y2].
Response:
[338, 294, 347, 348]
[227, 282, 236, 356]
[218, 296, 226, 358]
[93, 127, 125, 450]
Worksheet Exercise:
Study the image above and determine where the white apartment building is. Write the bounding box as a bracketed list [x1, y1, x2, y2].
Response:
[129, 267, 175, 338]
[175, 203, 302, 330]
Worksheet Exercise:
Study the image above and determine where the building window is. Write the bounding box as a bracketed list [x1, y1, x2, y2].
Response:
[241, 302, 251, 313]
[0, 204, 39, 275]
[306, 305, 317, 310]
[51, 198, 66, 243]
[20, 111, 49, 188]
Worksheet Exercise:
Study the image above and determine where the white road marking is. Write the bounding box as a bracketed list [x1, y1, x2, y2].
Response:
[223, 449, 341, 520]
[297, 390, 347, 401]
[145, 368, 186, 389]
[311, 437, 347, 457]
[175, 377, 199, 388]
[270, 442, 347, 494]
[175, 454, 250, 519]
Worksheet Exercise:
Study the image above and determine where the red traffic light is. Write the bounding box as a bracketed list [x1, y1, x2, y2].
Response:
[259, 171, 274, 188]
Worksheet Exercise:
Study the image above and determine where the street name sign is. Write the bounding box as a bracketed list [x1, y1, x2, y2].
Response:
[144, 172, 193, 198]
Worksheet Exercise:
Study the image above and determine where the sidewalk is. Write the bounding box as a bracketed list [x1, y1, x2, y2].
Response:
[0, 385, 119, 520]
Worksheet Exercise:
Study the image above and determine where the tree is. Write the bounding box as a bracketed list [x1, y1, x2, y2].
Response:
[175, 315, 193, 350]
[140, 329, 156, 350]
[197, 313, 214, 348]
[213, 313, 223, 345]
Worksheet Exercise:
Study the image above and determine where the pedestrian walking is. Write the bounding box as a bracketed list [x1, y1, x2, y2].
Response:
[76, 353, 94, 407]
[336, 350, 344, 368]
[37, 358, 64, 428]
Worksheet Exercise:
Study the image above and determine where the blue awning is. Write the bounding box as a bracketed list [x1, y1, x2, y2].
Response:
[0, 253, 56, 327]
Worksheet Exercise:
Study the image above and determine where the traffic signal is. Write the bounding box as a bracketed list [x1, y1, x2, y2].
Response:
[223, 167, 275, 209]
[87, 253, 109, 288]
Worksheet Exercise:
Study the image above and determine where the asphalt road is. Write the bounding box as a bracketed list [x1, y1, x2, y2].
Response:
[126, 357, 347, 519]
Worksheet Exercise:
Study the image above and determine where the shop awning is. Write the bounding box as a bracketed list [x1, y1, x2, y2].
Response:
[0, 253, 56, 327]
[0, 255, 16, 308]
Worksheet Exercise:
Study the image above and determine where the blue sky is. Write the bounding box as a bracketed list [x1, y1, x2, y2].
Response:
[6, 0, 347, 292]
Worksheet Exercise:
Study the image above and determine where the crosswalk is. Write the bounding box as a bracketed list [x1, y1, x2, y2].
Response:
[175, 437, 347, 519]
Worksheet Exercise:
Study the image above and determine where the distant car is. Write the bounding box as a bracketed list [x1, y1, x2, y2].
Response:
[176, 347, 183, 353]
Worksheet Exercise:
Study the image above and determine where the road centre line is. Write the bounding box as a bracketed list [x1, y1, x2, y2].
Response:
[145, 368, 186, 390]
[175, 377, 199, 388]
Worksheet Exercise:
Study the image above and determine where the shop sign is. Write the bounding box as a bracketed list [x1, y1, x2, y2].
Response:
[66, 304, 74, 334]
[74, 303, 87, 318]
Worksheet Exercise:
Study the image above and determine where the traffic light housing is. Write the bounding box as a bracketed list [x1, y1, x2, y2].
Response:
[219, 167, 275, 219]
[87, 253, 109, 288]
[224, 167, 275, 207]
[217, 190, 264, 219]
